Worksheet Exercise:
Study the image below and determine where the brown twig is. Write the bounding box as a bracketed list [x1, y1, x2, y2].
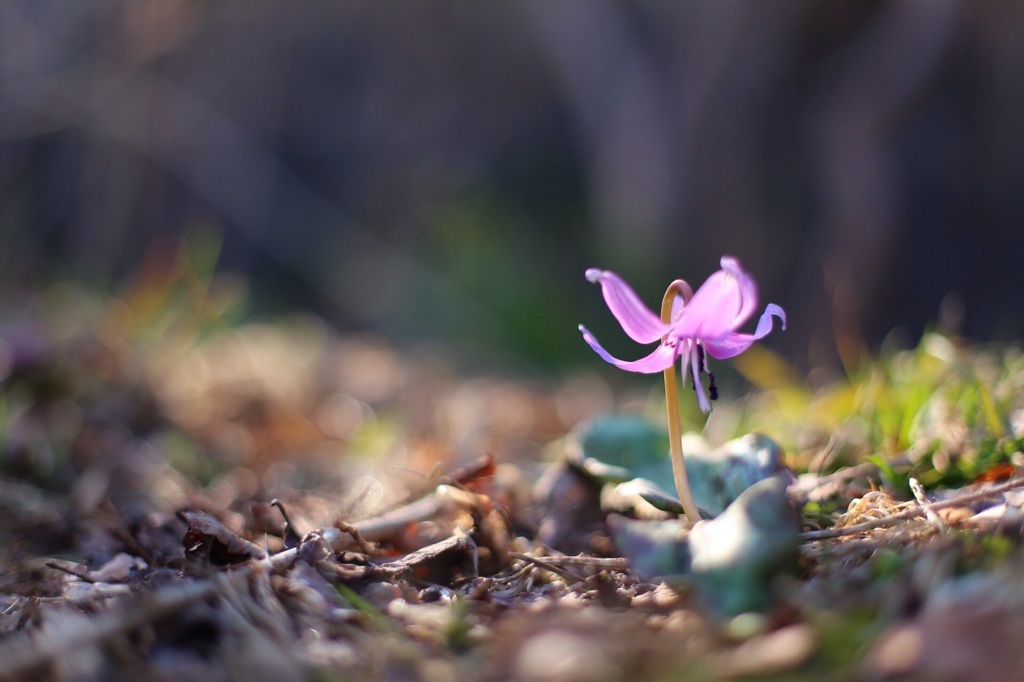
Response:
[509, 552, 589, 586]
[523, 555, 630, 572]
[339, 489, 447, 543]
[0, 578, 221, 681]
[0, 487, 475, 680]
[333, 521, 379, 556]
[1, 597, 23, 617]
[800, 476, 1024, 541]
[910, 477, 946, 533]
[375, 532, 475, 576]
[270, 498, 304, 548]
[44, 561, 96, 583]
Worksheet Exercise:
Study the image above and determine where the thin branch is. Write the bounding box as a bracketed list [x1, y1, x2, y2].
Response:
[374, 533, 472, 576]
[509, 552, 589, 586]
[0, 578, 221, 680]
[1, 485, 473, 680]
[44, 561, 96, 584]
[800, 476, 1024, 541]
[338, 489, 447, 544]
[525, 555, 630, 571]
[910, 477, 946, 533]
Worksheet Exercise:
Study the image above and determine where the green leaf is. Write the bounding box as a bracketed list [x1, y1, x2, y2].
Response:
[609, 476, 801, 618]
[567, 414, 671, 485]
[569, 414, 791, 517]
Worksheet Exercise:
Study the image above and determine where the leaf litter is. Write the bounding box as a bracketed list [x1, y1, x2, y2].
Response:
[3, 273, 1024, 680]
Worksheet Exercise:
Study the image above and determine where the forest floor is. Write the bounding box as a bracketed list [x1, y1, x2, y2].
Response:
[3, 270, 1024, 681]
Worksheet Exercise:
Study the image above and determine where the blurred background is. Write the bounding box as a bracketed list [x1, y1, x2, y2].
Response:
[2, 0, 1023, 379]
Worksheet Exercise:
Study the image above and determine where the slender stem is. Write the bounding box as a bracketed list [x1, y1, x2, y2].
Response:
[661, 280, 702, 524]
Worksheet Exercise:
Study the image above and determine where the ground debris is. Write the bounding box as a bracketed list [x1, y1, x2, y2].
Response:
[5, 294, 1024, 679]
[180, 509, 267, 567]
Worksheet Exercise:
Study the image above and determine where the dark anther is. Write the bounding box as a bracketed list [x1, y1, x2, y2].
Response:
[695, 344, 717, 401]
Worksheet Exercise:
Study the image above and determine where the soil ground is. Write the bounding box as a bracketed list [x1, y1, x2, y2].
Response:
[3, 283, 1024, 681]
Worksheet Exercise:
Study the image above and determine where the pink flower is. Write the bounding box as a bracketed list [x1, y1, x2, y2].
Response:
[579, 256, 786, 412]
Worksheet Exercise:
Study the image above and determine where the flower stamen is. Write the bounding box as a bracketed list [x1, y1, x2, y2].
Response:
[696, 344, 718, 402]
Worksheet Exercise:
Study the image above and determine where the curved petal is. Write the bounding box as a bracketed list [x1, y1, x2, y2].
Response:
[720, 256, 758, 325]
[670, 293, 686, 322]
[585, 268, 668, 344]
[579, 325, 678, 373]
[703, 304, 786, 359]
[672, 257, 758, 341]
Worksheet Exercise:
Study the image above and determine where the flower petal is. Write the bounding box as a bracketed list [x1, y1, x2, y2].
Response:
[703, 304, 786, 359]
[585, 269, 669, 344]
[579, 325, 678, 373]
[672, 257, 758, 342]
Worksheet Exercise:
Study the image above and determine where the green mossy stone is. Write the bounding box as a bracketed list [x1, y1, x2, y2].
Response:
[568, 414, 791, 517]
[609, 475, 801, 618]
